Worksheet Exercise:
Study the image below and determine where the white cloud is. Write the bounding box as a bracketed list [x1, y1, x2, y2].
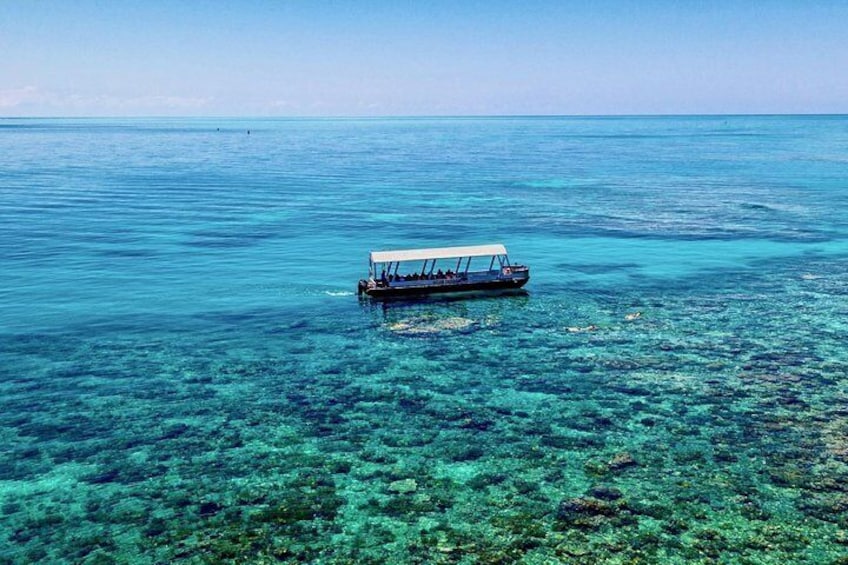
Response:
[269, 99, 292, 109]
[117, 95, 213, 111]
[0, 86, 46, 108]
[0, 86, 213, 115]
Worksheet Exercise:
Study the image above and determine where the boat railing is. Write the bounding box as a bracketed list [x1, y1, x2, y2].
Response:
[373, 266, 528, 288]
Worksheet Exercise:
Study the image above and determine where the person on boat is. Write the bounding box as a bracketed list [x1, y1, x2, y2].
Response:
[437, 269, 444, 278]
[380, 270, 388, 285]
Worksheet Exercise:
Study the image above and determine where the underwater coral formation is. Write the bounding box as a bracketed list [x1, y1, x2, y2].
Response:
[3, 255, 848, 563]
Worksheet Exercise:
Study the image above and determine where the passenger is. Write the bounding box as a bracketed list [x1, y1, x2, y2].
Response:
[437, 269, 444, 278]
[381, 270, 388, 285]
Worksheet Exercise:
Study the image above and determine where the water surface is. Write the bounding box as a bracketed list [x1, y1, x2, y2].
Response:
[2, 116, 848, 563]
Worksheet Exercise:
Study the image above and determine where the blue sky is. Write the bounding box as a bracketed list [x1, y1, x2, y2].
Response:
[1, 1, 846, 116]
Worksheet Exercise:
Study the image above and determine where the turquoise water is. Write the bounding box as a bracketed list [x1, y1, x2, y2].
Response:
[2, 116, 848, 563]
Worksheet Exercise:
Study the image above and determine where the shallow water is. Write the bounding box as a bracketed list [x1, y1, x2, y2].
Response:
[2, 116, 848, 563]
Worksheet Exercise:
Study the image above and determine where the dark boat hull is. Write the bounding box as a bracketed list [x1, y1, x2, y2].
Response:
[363, 276, 528, 298]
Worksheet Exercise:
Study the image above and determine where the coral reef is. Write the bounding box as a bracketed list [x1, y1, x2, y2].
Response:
[3, 256, 848, 564]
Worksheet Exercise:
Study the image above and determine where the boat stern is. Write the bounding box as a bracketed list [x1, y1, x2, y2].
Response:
[357, 279, 370, 295]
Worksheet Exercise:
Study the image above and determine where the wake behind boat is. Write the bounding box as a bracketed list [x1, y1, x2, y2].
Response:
[357, 243, 529, 298]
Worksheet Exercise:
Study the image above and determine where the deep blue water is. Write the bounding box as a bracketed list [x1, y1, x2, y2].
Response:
[2, 116, 848, 563]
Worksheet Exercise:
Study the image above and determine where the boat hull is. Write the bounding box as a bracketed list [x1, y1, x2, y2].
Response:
[362, 276, 528, 298]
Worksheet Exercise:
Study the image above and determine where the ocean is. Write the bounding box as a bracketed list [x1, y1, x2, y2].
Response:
[1, 116, 847, 563]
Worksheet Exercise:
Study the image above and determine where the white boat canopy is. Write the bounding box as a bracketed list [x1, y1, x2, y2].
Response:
[371, 244, 507, 264]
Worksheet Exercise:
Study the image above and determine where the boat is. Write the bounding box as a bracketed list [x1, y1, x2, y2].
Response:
[357, 243, 529, 298]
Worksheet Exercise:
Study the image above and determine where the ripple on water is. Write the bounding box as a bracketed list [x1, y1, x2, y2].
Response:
[2, 117, 848, 563]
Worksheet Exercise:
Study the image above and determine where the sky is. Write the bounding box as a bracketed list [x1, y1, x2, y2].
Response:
[1, 0, 847, 116]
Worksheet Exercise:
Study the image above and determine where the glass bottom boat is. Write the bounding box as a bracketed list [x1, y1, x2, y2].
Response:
[357, 244, 529, 298]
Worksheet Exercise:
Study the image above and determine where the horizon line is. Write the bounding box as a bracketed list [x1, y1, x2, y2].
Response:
[3, 112, 847, 120]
